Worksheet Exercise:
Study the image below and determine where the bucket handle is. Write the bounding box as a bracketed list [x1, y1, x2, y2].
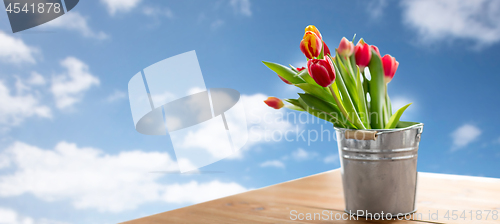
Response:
[345, 130, 378, 141]
[345, 126, 424, 142]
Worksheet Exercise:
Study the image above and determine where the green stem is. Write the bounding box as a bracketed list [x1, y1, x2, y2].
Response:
[328, 85, 354, 126]
[346, 56, 356, 79]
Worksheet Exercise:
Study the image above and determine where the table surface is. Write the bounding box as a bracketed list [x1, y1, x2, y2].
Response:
[123, 169, 500, 224]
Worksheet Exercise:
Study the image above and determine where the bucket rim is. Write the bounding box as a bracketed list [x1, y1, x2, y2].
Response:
[333, 122, 424, 134]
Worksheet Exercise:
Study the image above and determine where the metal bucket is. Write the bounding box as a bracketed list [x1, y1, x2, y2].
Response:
[334, 123, 424, 216]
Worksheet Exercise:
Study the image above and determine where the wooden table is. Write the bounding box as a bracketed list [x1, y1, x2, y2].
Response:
[123, 169, 500, 223]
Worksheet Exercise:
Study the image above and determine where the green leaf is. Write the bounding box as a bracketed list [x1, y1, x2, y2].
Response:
[367, 49, 386, 129]
[385, 103, 412, 129]
[284, 98, 302, 108]
[298, 93, 341, 115]
[330, 56, 366, 129]
[298, 93, 353, 128]
[296, 69, 322, 88]
[355, 68, 370, 129]
[285, 105, 305, 111]
[295, 83, 334, 103]
[262, 61, 305, 84]
[334, 52, 359, 111]
[396, 121, 420, 128]
[386, 88, 392, 117]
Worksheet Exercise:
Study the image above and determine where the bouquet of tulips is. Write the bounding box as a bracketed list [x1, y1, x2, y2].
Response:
[263, 25, 412, 130]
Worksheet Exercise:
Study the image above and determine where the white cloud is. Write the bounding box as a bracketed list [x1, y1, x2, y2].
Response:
[142, 6, 174, 18]
[366, 0, 387, 19]
[291, 148, 317, 161]
[323, 154, 339, 164]
[27, 72, 46, 86]
[451, 124, 482, 151]
[0, 141, 248, 213]
[260, 160, 285, 169]
[101, 0, 142, 15]
[0, 207, 67, 224]
[0, 31, 37, 64]
[51, 57, 100, 109]
[43, 12, 108, 40]
[106, 90, 126, 102]
[0, 207, 34, 224]
[210, 19, 225, 31]
[0, 80, 51, 127]
[230, 0, 252, 17]
[228, 94, 295, 159]
[402, 0, 500, 47]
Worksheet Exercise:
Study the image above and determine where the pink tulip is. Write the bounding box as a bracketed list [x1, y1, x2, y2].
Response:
[381, 54, 399, 84]
[307, 57, 336, 87]
[264, 97, 284, 109]
[338, 37, 354, 57]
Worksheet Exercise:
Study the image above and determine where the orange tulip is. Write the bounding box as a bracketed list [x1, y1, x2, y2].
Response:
[264, 97, 284, 109]
[300, 31, 322, 59]
[304, 25, 322, 40]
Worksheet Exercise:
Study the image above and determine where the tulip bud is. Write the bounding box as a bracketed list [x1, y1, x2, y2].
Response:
[300, 31, 322, 59]
[381, 54, 399, 84]
[307, 57, 336, 87]
[278, 76, 292, 85]
[296, 67, 306, 71]
[338, 37, 354, 57]
[371, 45, 381, 57]
[354, 42, 372, 71]
[304, 25, 322, 40]
[264, 97, 284, 109]
[323, 42, 331, 56]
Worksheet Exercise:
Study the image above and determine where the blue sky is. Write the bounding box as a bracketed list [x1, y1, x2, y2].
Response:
[0, 0, 499, 223]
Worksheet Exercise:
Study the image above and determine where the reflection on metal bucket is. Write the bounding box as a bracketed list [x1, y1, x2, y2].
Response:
[335, 123, 424, 216]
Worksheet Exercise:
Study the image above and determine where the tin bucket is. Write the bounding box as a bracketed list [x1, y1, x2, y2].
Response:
[334, 123, 424, 216]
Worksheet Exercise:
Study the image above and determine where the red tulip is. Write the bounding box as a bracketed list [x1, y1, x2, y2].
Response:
[381, 54, 399, 84]
[296, 67, 306, 71]
[300, 31, 322, 59]
[304, 25, 322, 40]
[354, 42, 372, 71]
[307, 57, 336, 87]
[264, 97, 284, 109]
[338, 37, 354, 57]
[371, 45, 381, 57]
[323, 42, 331, 56]
[278, 76, 292, 85]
